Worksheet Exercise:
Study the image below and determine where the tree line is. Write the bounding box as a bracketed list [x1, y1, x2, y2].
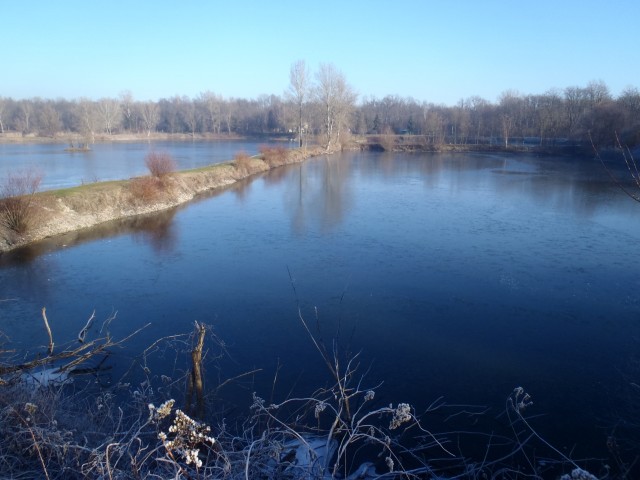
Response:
[1, 61, 638, 149]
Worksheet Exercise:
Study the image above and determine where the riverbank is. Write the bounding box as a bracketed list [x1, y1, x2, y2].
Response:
[0, 146, 327, 253]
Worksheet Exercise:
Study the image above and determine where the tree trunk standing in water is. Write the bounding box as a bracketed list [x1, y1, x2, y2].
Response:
[186, 321, 206, 419]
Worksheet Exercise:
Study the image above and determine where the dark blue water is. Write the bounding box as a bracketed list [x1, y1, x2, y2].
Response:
[0, 140, 264, 190]
[1, 150, 639, 467]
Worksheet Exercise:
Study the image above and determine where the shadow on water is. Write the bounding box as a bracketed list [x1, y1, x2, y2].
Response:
[0, 209, 180, 267]
[0, 173, 263, 267]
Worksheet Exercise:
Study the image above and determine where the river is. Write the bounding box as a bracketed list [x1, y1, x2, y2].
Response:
[1, 147, 639, 470]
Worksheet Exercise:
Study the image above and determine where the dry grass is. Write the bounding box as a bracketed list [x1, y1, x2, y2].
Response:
[128, 176, 163, 203]
[233, 151, 253, 176]
[259, 144, 290, 168]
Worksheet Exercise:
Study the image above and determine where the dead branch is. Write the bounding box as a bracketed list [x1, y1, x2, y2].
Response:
[0, 310, 148, 379]
[77, 310, 95, 343]
[590, 131, 640, 203]
[41, 307, 54, 356]
[186, 321, 207, 419]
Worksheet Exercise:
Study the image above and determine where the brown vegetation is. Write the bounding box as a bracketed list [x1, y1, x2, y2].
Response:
[259, 144, 289, 167]
[128, 152, 177, 204]
[145, 151, 176, 179]
[233, 151, 252, 176]
[128, 176, 163, 203]
[375, 131, 397, 152]
[0, 169, 42, 238]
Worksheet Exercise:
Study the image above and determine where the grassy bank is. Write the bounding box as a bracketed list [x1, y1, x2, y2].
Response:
[0, 146, 327, 253]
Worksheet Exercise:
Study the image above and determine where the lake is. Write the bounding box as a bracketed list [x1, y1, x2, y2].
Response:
[1, 147, 639, 472]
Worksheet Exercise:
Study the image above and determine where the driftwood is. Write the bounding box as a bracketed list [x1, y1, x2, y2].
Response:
[0, 309, 147, 383]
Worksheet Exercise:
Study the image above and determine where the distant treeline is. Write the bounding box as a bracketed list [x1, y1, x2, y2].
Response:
[0, 79, 638, 148]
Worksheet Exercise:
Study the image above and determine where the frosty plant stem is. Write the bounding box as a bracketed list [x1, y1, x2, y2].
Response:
[41, 307, 54, 356]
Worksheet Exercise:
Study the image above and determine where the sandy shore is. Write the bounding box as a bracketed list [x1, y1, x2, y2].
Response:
[0, 146, 327, 253]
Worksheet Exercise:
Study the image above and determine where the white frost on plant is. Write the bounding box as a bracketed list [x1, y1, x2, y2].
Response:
[559, 468, 598, 480]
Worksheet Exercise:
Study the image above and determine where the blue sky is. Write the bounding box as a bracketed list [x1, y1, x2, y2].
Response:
[3, 0, 639, 105]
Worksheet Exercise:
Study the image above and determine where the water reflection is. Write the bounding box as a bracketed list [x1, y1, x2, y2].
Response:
[130, 212, 179, 254]
[284, 156, 353, 234]
[0, 208, 180, 266]
[2, 152, 637, 266]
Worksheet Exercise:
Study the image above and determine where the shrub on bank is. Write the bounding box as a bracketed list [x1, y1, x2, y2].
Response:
[233, 151, 252, 176]
[145, 152, 176, 179]
[129, 176, 162, 203]
[0, 169, 42, 235]
[128, 152, 177, 204]
[259, 144, 289, 167]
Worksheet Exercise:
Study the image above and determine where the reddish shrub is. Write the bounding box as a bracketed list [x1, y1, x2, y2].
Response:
[129, 176, 161, 203]
[259, 145, 289, 167]
[233, 151, 252, 175]
[145, 152, 176, 178]
[0, 169, 42, 234]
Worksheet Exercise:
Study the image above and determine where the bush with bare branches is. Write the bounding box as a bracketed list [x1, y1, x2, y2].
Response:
[145, 151, 176, 179]
[0, 169, 42, 235]
[233, 151, 252, 176]
[260, 144, 290, 167]
[128, 176, 162, 203]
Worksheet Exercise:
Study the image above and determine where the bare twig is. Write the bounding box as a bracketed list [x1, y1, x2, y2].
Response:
[77, 310, 95, 343]
[12, 407, 51, 480]
[591, 131, 640, 203]
[40, 307, 54, 356]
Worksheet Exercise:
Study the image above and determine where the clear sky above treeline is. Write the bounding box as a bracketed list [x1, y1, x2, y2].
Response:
[3, 0, 639, 105]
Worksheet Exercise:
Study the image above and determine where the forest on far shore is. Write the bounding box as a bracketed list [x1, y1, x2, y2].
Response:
[1, 71, 638, 150]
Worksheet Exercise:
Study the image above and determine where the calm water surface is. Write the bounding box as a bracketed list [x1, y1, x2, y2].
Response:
[0, 140, 264, 189]
[1, 150, 639, 462]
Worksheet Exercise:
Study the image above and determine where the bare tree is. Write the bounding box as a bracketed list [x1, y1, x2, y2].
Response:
[139, 101, 159, 137]
[75, 99, 100, 144]
[119, 90, 136, 132]
[199, 91, 222, 134]
[287, 59, 309, 148]
[18, 101, 33, 134]
[97, 98, 121, 135]
[314, 63, 357, 149]
[37, 102, 61, 137]
[182, 98, 201, 138]
[221, 99, 235, 135]
[0, 97, 6, 134]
